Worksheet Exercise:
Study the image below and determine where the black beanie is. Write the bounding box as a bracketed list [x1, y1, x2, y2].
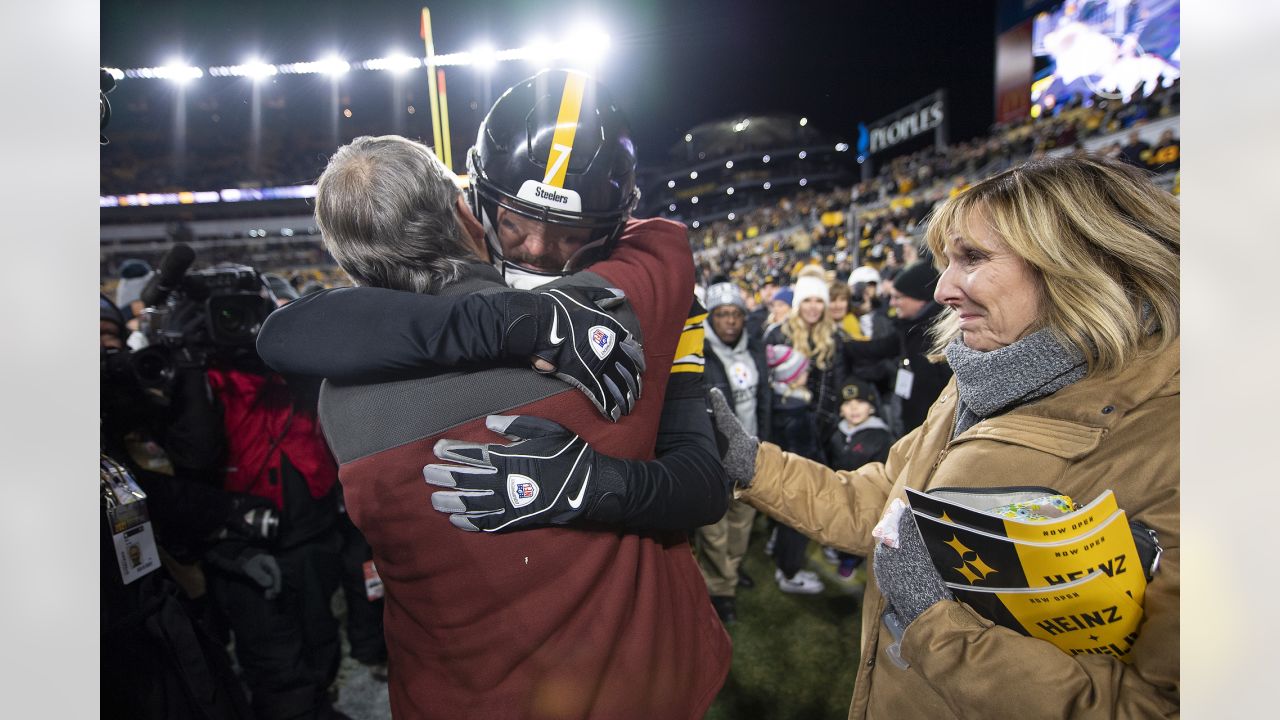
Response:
[840, 377, 880, 412]
[893, 261, 939, 302]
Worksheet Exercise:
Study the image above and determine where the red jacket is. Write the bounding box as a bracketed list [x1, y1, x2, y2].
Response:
[207, 368, 337, 509]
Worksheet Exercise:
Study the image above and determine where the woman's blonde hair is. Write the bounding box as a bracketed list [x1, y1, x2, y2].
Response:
[924, 154, 1179, 375]
[782, 267, 839, 369]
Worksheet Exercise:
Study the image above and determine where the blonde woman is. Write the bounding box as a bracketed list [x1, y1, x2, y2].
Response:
[760, 266, 848, 593]
[764, 265, 846, 443]
[713, 155, 1180, 718]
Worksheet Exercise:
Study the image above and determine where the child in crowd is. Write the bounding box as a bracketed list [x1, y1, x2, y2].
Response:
[823, 377, 894, 579]
[825, 377, 893, 471]
[764, 344, 826, 594]
[766, 344, 817, 460]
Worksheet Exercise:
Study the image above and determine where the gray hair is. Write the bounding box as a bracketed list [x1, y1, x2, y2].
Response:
[315, 135, 476, 293]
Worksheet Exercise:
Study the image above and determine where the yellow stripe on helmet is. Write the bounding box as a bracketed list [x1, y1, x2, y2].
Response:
[543, 72, 588, 188]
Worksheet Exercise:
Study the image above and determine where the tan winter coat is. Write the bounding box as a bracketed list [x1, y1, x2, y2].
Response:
[741, 338, 1179, 719]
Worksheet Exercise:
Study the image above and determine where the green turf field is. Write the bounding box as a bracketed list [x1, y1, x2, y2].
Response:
[703, 518, 866, 720]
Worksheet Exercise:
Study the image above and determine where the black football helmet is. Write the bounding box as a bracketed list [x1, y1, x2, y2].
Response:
[467, 69, 640, 288]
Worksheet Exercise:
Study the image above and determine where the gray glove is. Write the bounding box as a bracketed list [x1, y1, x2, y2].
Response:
[872, 509, 952, 625]
[708, 388, 758, 489]
[241, 552, 283, 600]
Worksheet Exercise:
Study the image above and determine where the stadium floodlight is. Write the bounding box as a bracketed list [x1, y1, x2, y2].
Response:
[726, 187, 734, 195]
[762, 154, 770, 163]
[158, 62, 202, 83]
[725, 160, 734, 169]
[799, 178, 808, 186]
[565, 21, 610, 64]
[318, 56, 350, 76]
[763, 181, 772, 190]
[669, 204, 677, 212]
[469, 43, 498, 71]
[523, 36, 554, 67]
[691, 196, 699, 204]
[241, 60, 277, 80]
[732, 119, 750, 132]
[692, 221, 700, 228]
[667, 180, 676, 188]
[104, 67, 125, 81]
[684, 133, 693, 143]
[727, 212, 736, 221]
[689, 171, 698, 180]
[799, 117, 808, 126]
[835, 143, 849, 152]
[365, 54, 421, 73]
[798, 150, 808, 159]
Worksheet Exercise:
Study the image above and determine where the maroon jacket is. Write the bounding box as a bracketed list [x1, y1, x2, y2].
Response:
[320, 218, 731, 719]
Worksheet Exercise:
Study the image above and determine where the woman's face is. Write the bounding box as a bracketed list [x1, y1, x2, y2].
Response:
[798, 297, 826, 326]
[828, 295, 848, 320]
[935, 212, 1043, 352]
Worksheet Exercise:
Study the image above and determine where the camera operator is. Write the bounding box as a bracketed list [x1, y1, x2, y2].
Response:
[100, 293, 252, 719]
[141, 259, 347, 720]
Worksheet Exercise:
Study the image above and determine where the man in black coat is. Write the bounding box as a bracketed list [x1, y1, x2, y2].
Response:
[843, 260, 952, 436]
[697, 281, 772, 623]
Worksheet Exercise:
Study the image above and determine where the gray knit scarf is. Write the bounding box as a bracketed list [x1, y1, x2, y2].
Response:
[944, 328, 1088, 438]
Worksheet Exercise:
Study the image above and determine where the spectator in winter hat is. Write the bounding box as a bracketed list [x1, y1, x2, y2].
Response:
[766, 287, 794, 332]
[696, 281, 772, 624]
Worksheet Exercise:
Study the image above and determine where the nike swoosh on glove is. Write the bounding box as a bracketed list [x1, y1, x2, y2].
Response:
[529, 287, 646, 422]
[423, 415, 625, 532]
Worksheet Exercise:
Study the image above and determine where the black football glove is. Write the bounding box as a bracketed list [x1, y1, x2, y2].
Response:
[518, 287, 645, 422]
[423, 415, 626, 532]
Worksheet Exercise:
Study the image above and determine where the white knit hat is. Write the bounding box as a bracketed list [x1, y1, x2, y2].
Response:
[848, 266, 882, 287]
[791, 274, 830, 309]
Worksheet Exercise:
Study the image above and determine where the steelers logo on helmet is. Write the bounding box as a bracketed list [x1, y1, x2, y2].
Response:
[467, 69, 640, 289]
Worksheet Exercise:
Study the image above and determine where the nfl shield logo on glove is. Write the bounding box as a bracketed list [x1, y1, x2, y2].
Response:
[588, 325, 616, 360]
[507, 474, 540, 508]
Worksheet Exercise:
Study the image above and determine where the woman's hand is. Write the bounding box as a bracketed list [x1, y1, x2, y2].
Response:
[872, 505, 953, 625]
[708, 388, 759, 489]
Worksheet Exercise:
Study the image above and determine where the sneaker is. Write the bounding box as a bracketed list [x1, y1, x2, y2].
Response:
[710, 596, 737, 624]
[737, 570, 755, 590]
[775, 568, 825, 594]
[822, 546, 840, 565]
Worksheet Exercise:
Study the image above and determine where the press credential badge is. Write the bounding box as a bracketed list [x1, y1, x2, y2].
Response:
[102, 457, 161, 584]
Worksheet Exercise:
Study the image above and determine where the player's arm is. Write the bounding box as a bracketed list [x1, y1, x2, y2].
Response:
[426, 301, 732, 532]
[256, 284, 644, 419]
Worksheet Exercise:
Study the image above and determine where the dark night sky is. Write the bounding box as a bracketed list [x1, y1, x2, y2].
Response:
[102, 0, 998, 167]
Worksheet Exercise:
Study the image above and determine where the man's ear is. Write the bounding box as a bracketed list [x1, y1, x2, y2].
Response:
[456, 194, 488, 262]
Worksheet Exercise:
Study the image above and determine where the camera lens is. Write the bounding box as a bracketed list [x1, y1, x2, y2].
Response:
[130, 347, 174, 387]
[216, 306, 249, 338]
